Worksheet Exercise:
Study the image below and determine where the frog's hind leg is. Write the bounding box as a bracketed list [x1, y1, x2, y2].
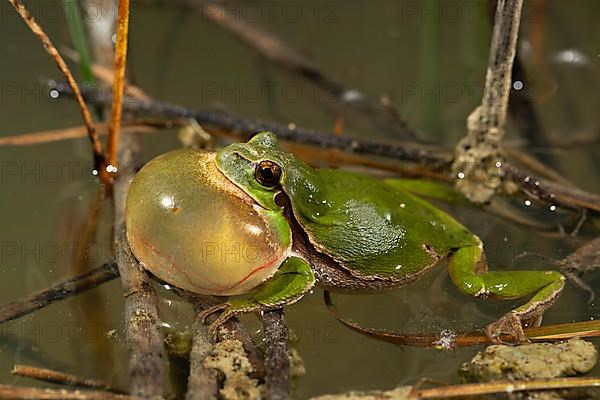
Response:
[448, 239, 565, 343]
[200, 256, 315, 338]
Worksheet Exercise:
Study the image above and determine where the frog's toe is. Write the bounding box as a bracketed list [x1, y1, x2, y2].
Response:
[206, 309, 237, 340]
[485, 312, 530, 344]
[198, 302, 230, 324]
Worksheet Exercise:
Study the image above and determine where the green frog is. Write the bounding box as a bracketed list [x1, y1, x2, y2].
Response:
[125, 132, 565, 342]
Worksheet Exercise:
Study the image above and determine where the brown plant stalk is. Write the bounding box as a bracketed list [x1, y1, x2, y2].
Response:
[106, 0, 132, 167]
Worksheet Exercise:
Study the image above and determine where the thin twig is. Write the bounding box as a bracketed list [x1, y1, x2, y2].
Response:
[261, 309, 290, 400]
[0, 120, 178, 147]
[505, 165, 600, 212]
[7, 0, 105, 172]
[106, 0, 132, 167]
[195, 1, 343, 93]
[113, 133, 165, 398]
[0, 385, 139, 400]
[324, 291, 600, 347]
[413, 377, 600, 399]
[52, 82, 600, 213]
[12, 365, 125, 394]
[50, 82, 450, 165]
[0, 263, 118, 324]
[503, 146, 571, 187]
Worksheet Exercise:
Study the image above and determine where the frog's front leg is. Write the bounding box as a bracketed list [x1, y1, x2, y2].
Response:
[448, 238, 565, 343]
[199, 256, 315, 338]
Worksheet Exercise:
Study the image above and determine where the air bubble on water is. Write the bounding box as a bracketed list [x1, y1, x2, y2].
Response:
[512, 80, 523, 90]
[106, 164, 118, 173]
[92, 169, 99, 176]
[550, 205, 557, 212]
[49, 89, 59, 99]
[342, 89, 363, 103]
[552, 49, 589, 66]
[495, 161, 502, 168]
[163, 284, 171, 290]
[524, 200, 532, 206]
[288, 122, 297, 130]
[457, 172, 465, 179]
[161, 322, 171, 329]
[400, 203, 406, 208]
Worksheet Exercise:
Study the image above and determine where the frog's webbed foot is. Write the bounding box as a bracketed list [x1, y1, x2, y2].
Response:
[484, 312, 529, 344]
[198, 256, 316, 340]
[484, 312, 543, 344]
[198, 302, 236, 339]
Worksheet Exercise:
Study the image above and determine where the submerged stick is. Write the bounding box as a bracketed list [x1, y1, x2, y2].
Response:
[185, 301, 218, 400]
[452, 0, 524, 203]
[0, 263, 118, 324]
[113, 134, 165, 397]
[175, 291, 266, 399]
[261, 309, 291, 400]
[12, 365, 125, 394]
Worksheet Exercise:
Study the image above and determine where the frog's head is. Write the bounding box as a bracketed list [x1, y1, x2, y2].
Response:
[216, 132, 315, 211]
[215, 132, 288, 210]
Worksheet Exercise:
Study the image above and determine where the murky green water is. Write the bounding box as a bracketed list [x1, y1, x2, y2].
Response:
[1, 0, 599, 398]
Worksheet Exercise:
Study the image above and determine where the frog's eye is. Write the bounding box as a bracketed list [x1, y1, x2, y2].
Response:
[255, 160, 282, 187]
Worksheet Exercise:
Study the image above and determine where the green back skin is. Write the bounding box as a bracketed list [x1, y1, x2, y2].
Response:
[216, 132, 479, 280]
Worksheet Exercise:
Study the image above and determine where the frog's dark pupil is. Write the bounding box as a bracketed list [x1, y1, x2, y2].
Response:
[261, 167, 274, 179]
[255, 161, 281, 187]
